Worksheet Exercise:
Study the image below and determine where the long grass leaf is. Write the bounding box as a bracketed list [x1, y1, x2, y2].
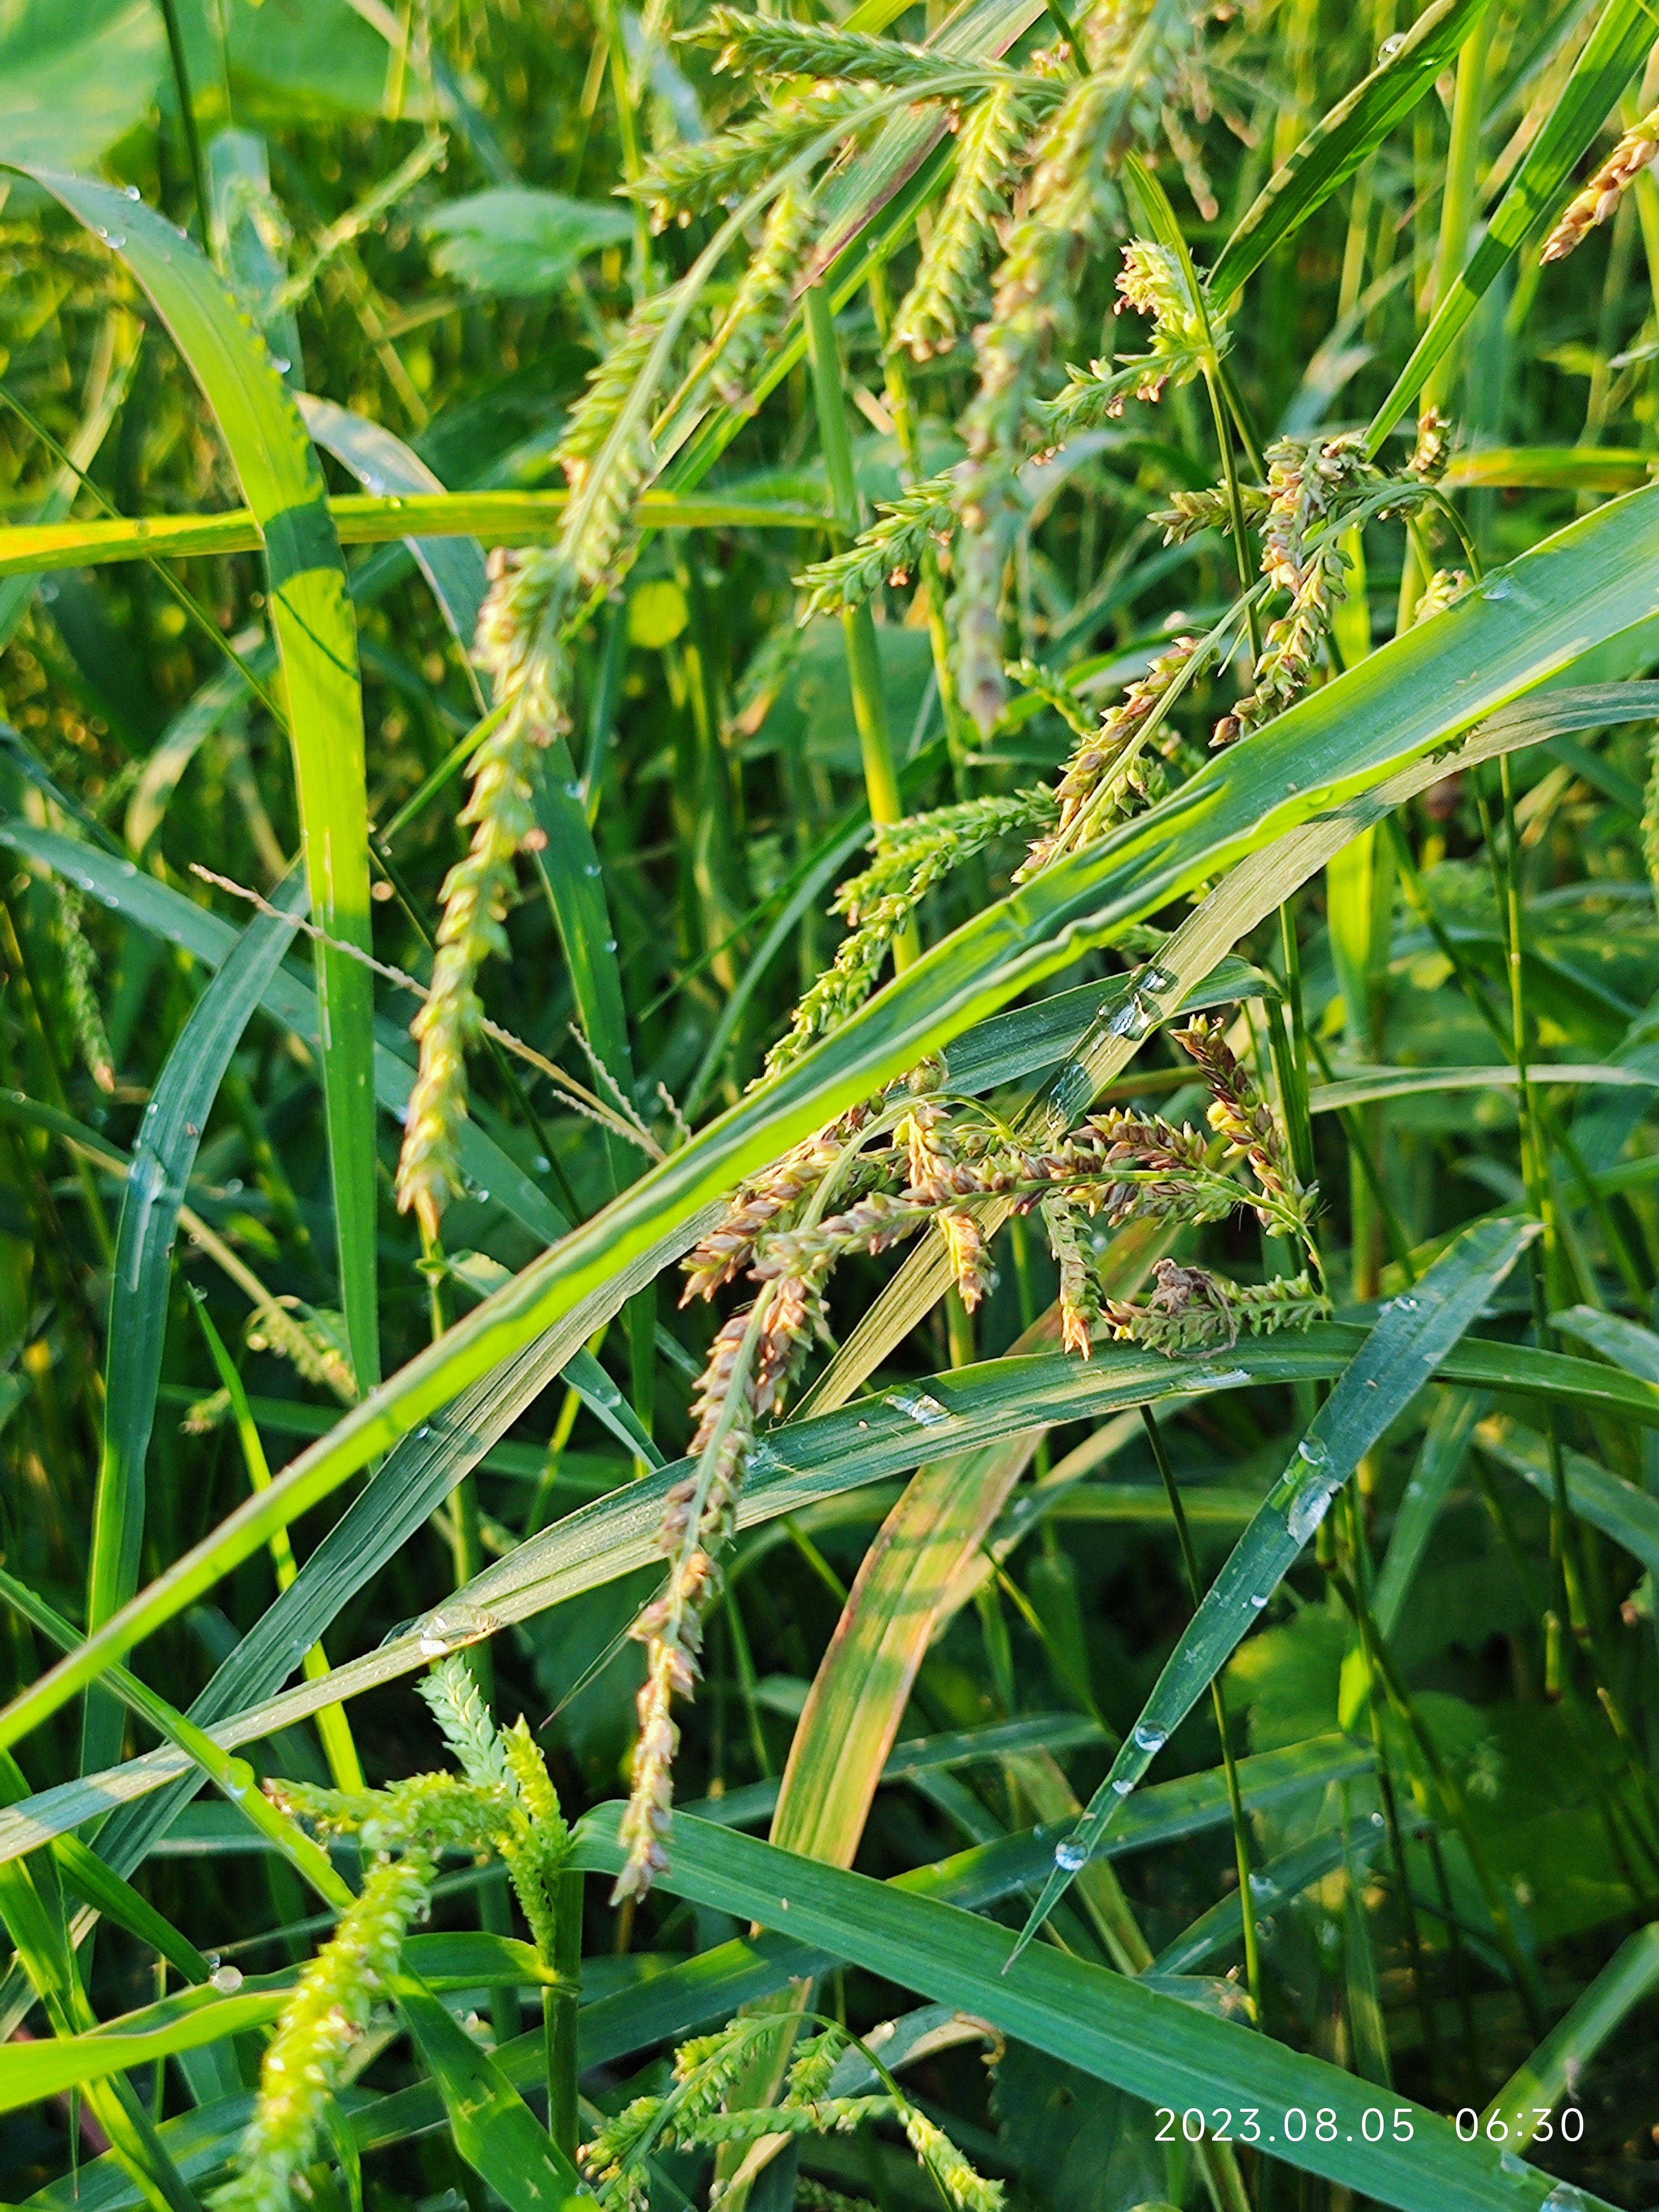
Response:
[82, 876, 307, 1772]
[1209, 0, 1492, 300]
[1013, 1217, 1536, 1954]
[17, 168, 382, 1387]
[563, 1809, 1597, 2212]
[1365, 0, 1657, 451]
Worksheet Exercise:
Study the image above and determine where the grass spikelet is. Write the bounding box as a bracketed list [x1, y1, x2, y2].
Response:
[763, 791, 1057, 1073]
[50, 881, 114, 1094]
[698, 182, 818, 414]
[688, 7, 985, 94]
[1103, 1258, 1328, 1354]
[628, 86, 873, 227]
[1542, 103, 1659, 263]
[893, 81, 1034, 361]
[213, 1851, 435, 2212]
[795, 469, 962, 618]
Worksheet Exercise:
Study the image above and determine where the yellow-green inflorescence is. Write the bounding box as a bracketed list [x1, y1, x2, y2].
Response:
[219, 1661, 570, 2212]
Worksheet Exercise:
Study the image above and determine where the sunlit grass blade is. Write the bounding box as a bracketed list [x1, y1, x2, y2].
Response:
[1014, 1217, 1536, 1958]
[17, 167, 382, 1389]
[0, 492, 826, 577]
[1483, 1922, 1659, 2146]
[1477, 1413, 1659, 1577]
[1365, 0, 1657, 452]
[1209, 0, 1492, 301]
[394, 1975, 586, 2212]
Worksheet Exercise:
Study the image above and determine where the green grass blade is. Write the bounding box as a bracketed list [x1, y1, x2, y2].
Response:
[1483, 1922, 1659, 2145]
[1365, 0, 1657, 453]
[1551, 1301, 1659, 1383]
[393, 1974, 586, 2212]
[17, 167, 382, 1389]
[1209, 0, 1493, 301]
[1478, 1413, 1659, 1575]
[1013, 1217, 1536, 1956]
[83, 875, 307, 1772]
[1371, 1388, 1487, 1639]
[1150, 1819, 1385, 1974]
[297, 393, 488, 670]
[0, 492, 827, 578]
[16, 1743, 1370, 2212]
[564, 1810, 1600, 2212]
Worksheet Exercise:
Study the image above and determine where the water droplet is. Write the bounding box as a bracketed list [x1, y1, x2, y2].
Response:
[1248, 1869, 1275, 1899]
[270, 356, 292, 374]
[1371, 1810, 1385, 1826]
[105, 232, 127, 249]
[1498, 2152, 1528, 2178]
[363, 473, 387, 497]
[1392, 1294, 1419, 1312]
[1287, 1478, 1341, 1545]
[1297, 1436, 1330, 1467]
[1540, 2188, 1587, 2212]
[223, 1760, 255, 1802]
[564, 780, 582, 799]
[476, 1188, 489, 1202]
[211, 1964, 244, 1994]
[534, 1155, 551, 1172]
[206, 1953, 220, 1972]
[604, 937, 618, 952]
[1053, 1836, 1089, 1872]
[1254, 1915, 1278, 1942]
[1378, 32, 1404, 59]
[1484, 576, 1514, 602]
[887, 1388, 949, 1428]
[416, 1425, 432, 1439]
[1108, 990, 1154, 1041]
[1111, 1776, 1135, 1797]
[416, 1605, 497, 1659]
[1132, 1721, 1167, 1754]
[1046, 1057, 1093, 1128]
[1249, 1592, 1270, 1609]
[1138, 964, 1176, 996]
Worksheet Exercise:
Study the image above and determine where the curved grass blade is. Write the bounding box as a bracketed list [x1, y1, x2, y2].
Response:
[564, 1810, 1596, 2212]
[1478, 1413, 1659, 1576]
[14, 167, 382, 1390]
[7, 571, 1659, 1760]
[1483, 1922, 1659, 2145]
[1365, 0, 1657, 453]
[83, 874, 307, 1772]
[1013, 1216, 1537, 1959]
[1551, 1301, 1659, 1383]
[1149, 1819, 1386, 1974]
[1209, 0, 1493, 301]
[394, 1975, 586, 2212]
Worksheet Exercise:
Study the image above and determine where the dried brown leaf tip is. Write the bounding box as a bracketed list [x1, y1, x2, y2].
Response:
[1542, 107, 1659, 264]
